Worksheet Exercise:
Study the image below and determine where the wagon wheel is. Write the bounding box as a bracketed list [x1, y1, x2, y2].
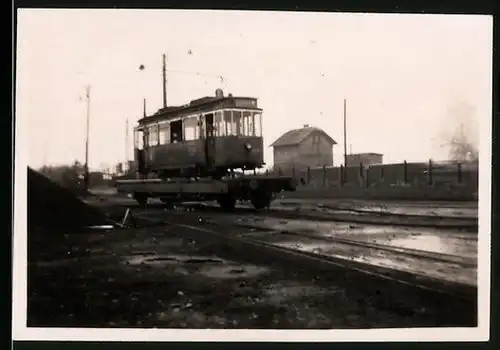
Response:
[134, 194, 148, 208]
[218, 195, 236, 212]
[250, 191, 272, 210]
[160, 197, 175, 210]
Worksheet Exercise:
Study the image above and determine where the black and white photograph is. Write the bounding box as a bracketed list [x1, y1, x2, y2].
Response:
[13, 9, 492, 342]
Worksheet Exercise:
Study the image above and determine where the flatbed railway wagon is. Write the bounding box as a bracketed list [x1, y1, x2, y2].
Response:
[116, 89, 298, 211]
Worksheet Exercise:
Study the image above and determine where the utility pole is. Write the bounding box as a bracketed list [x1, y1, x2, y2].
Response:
[125, 118, 129, 165]
[343, 98, 347, 167]
[162, 53, 167, 108]
[83, 85, 91, 192]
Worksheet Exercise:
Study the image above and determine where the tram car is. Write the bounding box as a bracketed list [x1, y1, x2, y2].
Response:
[116, 89, 298, 211]
[135, 88, 264, 179]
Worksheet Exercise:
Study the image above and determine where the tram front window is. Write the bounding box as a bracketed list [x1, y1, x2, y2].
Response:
[223, 110, 232, 136]
[242, 111, 252, 136]
[232, 111, 242, 136]
[214, 111, 224, 137]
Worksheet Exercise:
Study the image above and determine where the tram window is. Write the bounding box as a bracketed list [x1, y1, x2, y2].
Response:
[214, 111, 224, 137]
[148, 125, 159, 146]
[253, 112, 262, 137]
[248, 112, 255, 136]
[159, 123, 170, 144]
[198, 116, 205, 139]
[183, 116, 198, 141]
[242, 111, 252, 136]
[232, 111, 242, 136]
[223, 110, 232, 136]
[135, 129, 144, 150]
[171, 120, 183, 143]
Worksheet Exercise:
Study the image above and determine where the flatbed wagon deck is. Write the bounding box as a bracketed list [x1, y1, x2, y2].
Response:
[116, 175, 298, 211]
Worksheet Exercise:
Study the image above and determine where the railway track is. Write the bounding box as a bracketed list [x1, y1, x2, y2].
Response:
[129, 207, 477, 302]
[95, 196, 478, 231]
[234, 223, 477, 268]
[292, 202, 477, 220]
[77, 201, 478, 327]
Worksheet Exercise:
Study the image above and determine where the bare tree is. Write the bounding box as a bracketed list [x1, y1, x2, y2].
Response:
[434, 100, 479, 163]
[38, 161, 86, 194]
[447, 123, 479, 163]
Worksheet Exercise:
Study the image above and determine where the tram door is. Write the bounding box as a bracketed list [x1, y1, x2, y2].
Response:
[204, 113, 216, 168]
[135, 127, 149, 176]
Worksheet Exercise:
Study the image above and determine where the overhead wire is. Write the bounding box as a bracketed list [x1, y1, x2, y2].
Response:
[166, 68, 227, 85]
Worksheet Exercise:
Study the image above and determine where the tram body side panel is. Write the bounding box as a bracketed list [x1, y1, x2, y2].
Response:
[141, 137, 265, 172]
[214, 136, 264, 168]
[146, 140, 205, 170]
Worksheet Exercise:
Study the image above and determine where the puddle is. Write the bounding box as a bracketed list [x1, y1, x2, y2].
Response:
[354, 205, 478, 219]
[184, 258, 225, 264]
[125, 254, 226, 267]
[272, 240, 477, 287]
[123, 254, 267, 280]
[243, 217, 394, 236]
[243, 218, 477, 260]
[380, 234, 478, 259]
[198, 264, 269, 279]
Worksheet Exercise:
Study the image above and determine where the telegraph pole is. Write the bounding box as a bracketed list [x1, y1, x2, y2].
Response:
[162, 53, 167, 108]
[125, 118, 129, 164]
[343, 98, 347, 167]
[83, 85, 91, 192]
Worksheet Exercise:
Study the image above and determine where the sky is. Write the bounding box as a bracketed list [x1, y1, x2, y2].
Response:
[16, 9, 492, 171]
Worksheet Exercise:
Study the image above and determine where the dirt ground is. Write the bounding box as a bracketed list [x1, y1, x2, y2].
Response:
[27, 209, 477, 329]
[26, 172, 477, 330]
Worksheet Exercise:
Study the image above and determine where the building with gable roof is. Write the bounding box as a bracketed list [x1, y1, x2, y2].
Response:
[270, 124, 337, 171]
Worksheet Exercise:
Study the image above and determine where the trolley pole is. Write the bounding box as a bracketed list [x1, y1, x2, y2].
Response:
[162, 53, 167, 108]
[83, 85, 91, 192]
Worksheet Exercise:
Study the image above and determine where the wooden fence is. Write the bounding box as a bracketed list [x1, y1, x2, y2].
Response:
[263, 160, 479, 190]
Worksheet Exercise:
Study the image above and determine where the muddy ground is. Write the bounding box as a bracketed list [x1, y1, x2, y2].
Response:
[27, 203, 477, 329]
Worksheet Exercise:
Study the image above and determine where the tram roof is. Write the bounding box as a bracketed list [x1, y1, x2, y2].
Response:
[138, 95, 262, 125]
